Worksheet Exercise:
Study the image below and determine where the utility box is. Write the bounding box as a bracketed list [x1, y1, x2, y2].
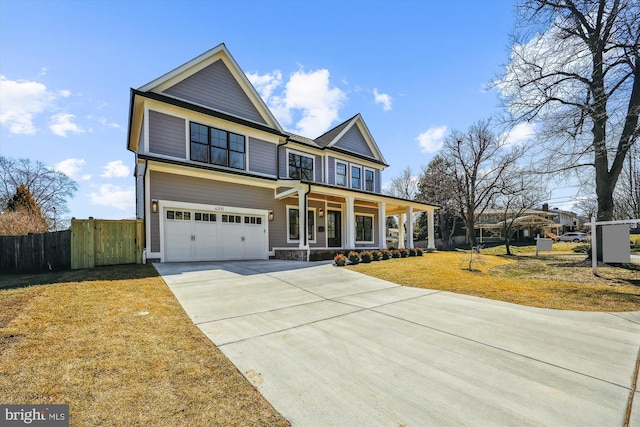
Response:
[602, 224, 630, 263]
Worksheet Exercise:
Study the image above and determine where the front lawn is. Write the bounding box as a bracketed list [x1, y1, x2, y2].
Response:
[0, 265, 288, 426]
[347, 251, 640, 312]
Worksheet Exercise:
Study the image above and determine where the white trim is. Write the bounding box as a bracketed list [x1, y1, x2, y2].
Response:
[355, 213, 375, 244]
[157, 200, 269, 262]
[335, 160, 348, 187]
[286, 148, 315, 181]
[350, 165, 362, 190]
[364, 167, 375, 192]
[286, 205, 317, 244]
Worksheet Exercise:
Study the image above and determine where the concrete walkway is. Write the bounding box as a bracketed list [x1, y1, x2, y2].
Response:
[154, 260, 640, 426]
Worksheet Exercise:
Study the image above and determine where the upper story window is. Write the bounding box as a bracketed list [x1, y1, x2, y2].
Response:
[190, 122, 245, 170]
[336, 162, 347, 186]
[351, 166, 361, 189]
[288, 152, 314, 181]
[365, 169, 375, 192]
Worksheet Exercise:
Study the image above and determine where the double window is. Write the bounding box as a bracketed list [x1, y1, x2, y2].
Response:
[288, 207, 315, 242]
[356, 215, 373, 242]
[288, 152, 314, 181]
[190, 122, 245, 170]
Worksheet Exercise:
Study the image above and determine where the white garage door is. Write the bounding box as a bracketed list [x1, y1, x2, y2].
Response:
[163, 208, 267, 262]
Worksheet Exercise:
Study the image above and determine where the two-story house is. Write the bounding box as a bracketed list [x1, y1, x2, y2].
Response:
[127, 44, 437, 262]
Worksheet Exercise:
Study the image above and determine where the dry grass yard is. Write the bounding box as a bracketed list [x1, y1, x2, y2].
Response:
[349, 249, 640, 312]
[0, 265, 288, 427]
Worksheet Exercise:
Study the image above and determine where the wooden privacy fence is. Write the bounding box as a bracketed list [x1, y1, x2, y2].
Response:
[71, 219, 144, 269]
[0, 230, 71, 273]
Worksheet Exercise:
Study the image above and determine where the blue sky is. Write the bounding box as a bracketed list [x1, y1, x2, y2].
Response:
[0, 0, 576, 220]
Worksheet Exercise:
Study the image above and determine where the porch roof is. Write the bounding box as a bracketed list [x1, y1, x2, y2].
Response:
[275, 180, 438, 215]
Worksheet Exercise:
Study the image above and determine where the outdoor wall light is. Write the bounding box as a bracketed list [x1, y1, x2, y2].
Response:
[268, 210, 274, 221]
[319, 207, 324, 217]
[151, 199, 158, 213]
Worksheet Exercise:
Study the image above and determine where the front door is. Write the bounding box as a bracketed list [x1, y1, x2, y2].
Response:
[327, 210, 342, 247]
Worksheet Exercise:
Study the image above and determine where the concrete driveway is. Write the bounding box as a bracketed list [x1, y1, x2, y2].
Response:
[154, 260, 640, 426]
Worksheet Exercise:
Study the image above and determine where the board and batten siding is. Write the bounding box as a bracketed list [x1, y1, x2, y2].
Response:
[248, 137, 277, 176]
[334, 125, 375, 158]
[148, 110, 186, 158]
[163, 60, 266, 125]
[149, 171, 276, 252]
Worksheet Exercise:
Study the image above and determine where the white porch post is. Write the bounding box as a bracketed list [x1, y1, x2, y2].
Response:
[345, 196, 355, 249]
[297, 189, 308, 249]
[406, 206, 414, 248]
[427, 209, 435, 249]
[398, 213, 405, 249]
[378, 202, 386, 249]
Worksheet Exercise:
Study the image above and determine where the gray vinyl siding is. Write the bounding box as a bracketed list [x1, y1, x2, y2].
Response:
[278, 147, 286, 179]
[375, 169, 381, 193]
[334, 125, 375, 158]
[327, 156, 336, 185]
[148, 110, 186, 158]
[248, 137, 276, 176]
[163, 60, 266, 125]
[149, 171, 276, 252]
[315, 155, 322, 182]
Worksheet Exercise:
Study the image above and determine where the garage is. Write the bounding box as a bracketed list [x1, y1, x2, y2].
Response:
[162, 207, 268, 262]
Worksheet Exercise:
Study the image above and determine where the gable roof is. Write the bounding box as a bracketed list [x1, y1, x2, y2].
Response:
[314, 114, 387, 164]
[137, 43, 284, 133]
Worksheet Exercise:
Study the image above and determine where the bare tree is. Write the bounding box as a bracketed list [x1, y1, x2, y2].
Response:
[614, 143, 640, 219]
[417, 155, 460, 250]
[494, 171, 549, 255]
[443, 119, 526, 247]
[0, 156, 78, 229]
[498, 0, 640, 257]
[384, 166, 418, 199]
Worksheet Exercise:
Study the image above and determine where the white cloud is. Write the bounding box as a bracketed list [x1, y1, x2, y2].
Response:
[88, 184, 135, 210]
[0, 75, 53, 134]
[416, 126, 448, 153]
[58, 89, 71, 98]
[246, 70, 283, 101]
[248, 68, 346, 137]
[49, 112, 84, 137]
[101, 160, 130, 178]
[98, 117, 121, 129]
[373, 88, 392, 111]
[502, 122, 536, 146]
[54, 158, 86, 179]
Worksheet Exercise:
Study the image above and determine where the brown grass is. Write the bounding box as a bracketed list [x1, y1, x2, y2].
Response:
[0, 264, 288, 426]
[348, 251, 640, 312]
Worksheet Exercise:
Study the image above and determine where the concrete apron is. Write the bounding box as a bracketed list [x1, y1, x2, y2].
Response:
[154, 260, 640, 427]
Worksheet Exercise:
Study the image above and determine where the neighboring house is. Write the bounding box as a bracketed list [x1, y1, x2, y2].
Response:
[474, 203, 578, 243]
[127, 44, 437, 262]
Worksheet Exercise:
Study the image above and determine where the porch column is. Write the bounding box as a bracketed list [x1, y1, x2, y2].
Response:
[427, 209, 435, 249]
[378, 202, 386, 249]
[298, 189, 308, 249]
[398, 214, 405, 249]
[345, 196, 355, 249]
[406, 206, 414, 248]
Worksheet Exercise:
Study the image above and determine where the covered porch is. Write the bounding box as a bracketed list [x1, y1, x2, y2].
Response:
[273, 181, 438, 260]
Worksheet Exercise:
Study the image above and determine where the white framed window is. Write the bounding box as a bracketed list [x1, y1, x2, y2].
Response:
[351, 165, 361, 189]
[336, 161, 347, 186]
[287, 206, 316, 243]
[355, 214, 374, 243]
[364, 168, 375, 192]
[287, 149, 314, 181]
